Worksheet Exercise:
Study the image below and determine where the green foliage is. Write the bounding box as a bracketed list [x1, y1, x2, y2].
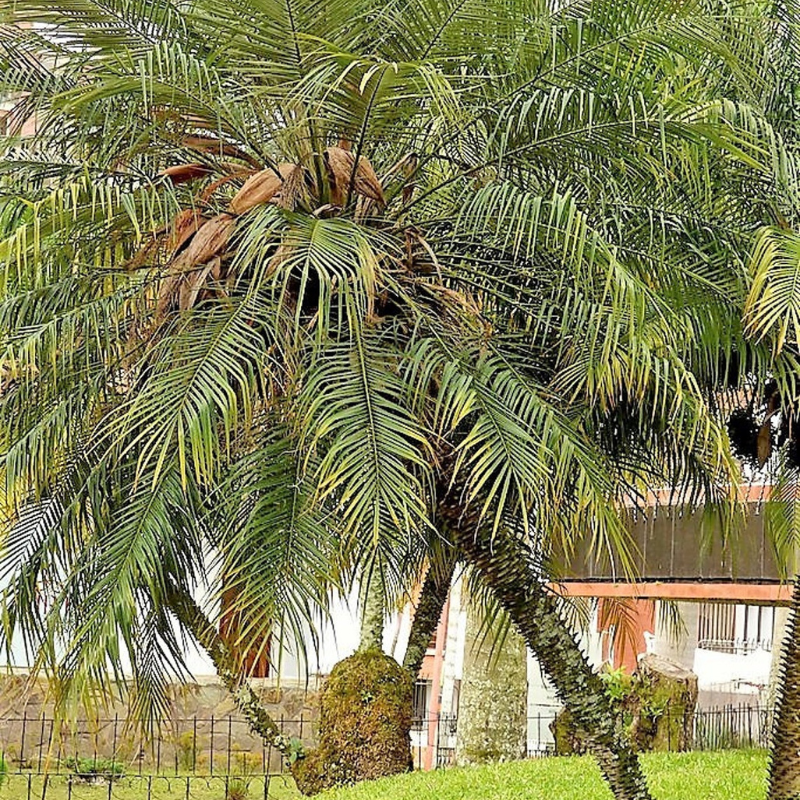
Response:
[174, 731, 197, 772]
[0, 752, 7, 788]
[1, 0, 798, 796]
[225, 777, 250, 800]
[65, 757, 125, 781]
[600, 668, 634, 704]
[555, 664, 697, 755]
[273, 736, 306, 767]
[0, 775, 299, 800]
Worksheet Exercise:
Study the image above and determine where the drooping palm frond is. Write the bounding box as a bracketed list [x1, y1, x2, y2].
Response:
[0, 0, 796, 754]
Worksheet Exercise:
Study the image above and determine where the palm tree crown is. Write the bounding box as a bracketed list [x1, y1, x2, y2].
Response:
[0, 0, 795, 742]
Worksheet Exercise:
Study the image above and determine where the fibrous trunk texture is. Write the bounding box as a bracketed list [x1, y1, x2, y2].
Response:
[768, 576, 800, 800]
[165, 583, 283, 745]
[456, 595, 527, 764]
[452, 523, 653, 800]
[402, 551, 457, 678]
[359, 574, 385, 651]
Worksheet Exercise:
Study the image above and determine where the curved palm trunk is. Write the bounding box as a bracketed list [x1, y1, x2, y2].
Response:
[402, 551, 457, 678]
[451, 523, 652, 800]
[165, 583, 284, 746]
[768, 576, 800, 800]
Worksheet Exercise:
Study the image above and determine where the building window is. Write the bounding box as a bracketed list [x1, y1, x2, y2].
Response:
[740, 604, 774, 650]
[411, 680, 432, 730]
[698, 602, 774, 653]
[698, 602, 736, 645]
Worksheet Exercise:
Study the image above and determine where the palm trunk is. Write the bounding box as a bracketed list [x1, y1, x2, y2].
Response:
[165, 583, 284, 747]
[402, 551, 457, 678]
[359, 574, 385, 651]
[452, 523, 652, 800]
[768, 576, 800, 800]
[456, 595, 527, 764]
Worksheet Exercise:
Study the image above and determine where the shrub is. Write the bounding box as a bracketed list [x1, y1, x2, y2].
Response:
[291, 649, 413, 795]
[65, 756, 125, 781]
[174, 731, 197, 772]
[225, 776, 250, 800]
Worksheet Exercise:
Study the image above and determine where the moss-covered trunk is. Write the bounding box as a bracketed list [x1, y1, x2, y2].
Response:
[451, 524, 652, 800]
[456, 595, 527, 764]
[768, 576, 800, 800]
[292, 650, 413, 795]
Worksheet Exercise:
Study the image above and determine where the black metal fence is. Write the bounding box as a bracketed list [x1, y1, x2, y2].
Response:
[0, 713, 313, 799]
[411, 702, 775, 768]
[0, 704, 776, 798]
[691, 703, 773, 750]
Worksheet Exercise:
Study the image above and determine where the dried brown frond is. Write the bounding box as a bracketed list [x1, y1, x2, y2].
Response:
[323, 147, 385, 208]
[182, 134, 260, 167]
[323, 146, 352, 206]
[325, 147, 386, 207]
[277, 164, 308, 211]
[123, 235, 162, 271]
[171, 213, 236, 270]
[353, 154, 385, 206]
[179, 260, 217, 311]
[167, 209, 205, 256]
[401, 153, 418, 204]
[230, 163, 299, 215]
[160, 163, 213, 184]
[200, 170, 254, 203]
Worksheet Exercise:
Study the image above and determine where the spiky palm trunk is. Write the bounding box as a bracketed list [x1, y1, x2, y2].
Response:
[402, 551, 457, 678]
[165, 583, 284, 746]
[768, 576, 800, 800]
[450, 522, 652, 800]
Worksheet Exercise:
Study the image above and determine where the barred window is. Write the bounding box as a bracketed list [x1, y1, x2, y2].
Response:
[698, 602, 775, 653]
[411, 680, 432, 730]
[698, 602, 736, 644]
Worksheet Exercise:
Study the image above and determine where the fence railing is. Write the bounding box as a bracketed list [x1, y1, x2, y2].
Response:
[411, 702, 775, 767]
[0, 703, 777, 798]
[691, 703, 773, 750]
[0, 713, 312, 800]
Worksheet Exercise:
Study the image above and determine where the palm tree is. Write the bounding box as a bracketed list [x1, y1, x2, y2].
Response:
[0, 1, 791, 797]
[740, 230, 800, 799]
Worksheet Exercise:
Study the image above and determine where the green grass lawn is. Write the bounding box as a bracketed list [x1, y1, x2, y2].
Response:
[324, 750, 768, 800]
[0, 751, 769, 799]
